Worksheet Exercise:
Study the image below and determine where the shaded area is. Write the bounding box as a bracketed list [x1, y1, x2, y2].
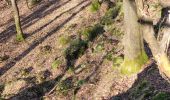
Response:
[110, 63, 170, 100]
[7, 40, 109, 100]
[2, 5, 123, 98]
[7, 33, 119, 100]
[9, 73, 65, 99]
[0, 0, 71, 43]
[65, 24, 105, 70]
[0, 1, 91, 77]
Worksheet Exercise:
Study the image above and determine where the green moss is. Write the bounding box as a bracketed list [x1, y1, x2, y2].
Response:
[16, 34, 24, 42]
[100, 3, 122, 25]
[67, 67, 74, 74]
[121, 51, 148, 75]
[59, 36, 71, 46]
[93, 43, 104, 53]
[80, 24, 104, 41]
[113, 56, 123, 67]
[58, 77, 74, 95]
[106, 52, 113, 61]
[153, 92, 170, 100]
[104, 25, 123, 37]
[90, 0, 101, 12]
[51, 60, 62, 69]
[76, 80, 85, 87]
[64, 39, 88, 61]
[80, 27, 92, 41]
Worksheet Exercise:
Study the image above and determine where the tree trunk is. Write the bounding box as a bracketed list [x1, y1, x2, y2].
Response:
[160, 8, 170, 54]
[11, 0, 24, 41]
[143, 24, 170, 79]
[135, 0, 170, 79]
[121, 0, 148, 75]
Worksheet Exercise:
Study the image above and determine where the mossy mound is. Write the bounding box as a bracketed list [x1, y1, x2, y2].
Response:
[121, 51, 148, 75]
[59, 36, 71, 47]
[16, 34, 24, 42]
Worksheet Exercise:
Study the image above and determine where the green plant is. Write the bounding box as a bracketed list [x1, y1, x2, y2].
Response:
[100, 4, 122, 25]
[153, 92, 170, 100]
[51, 60, 61, 69]
[59, 36, 71, 46]
[58, 77, 74, 95]
[112, 56, 123, 67]
[90, 0, 101, 12]
[104, 25, 123, 37]
[93, 43, 104, 53]
[64, 39, 88, 60]
[80, 24, 104, 41]
[76, 79, 85, 87]
[129, 80, 155, 99]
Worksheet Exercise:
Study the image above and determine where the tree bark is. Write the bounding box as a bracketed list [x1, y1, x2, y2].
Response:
[143, 24, 170, 79]
[136, 0, 170, 79]
[121, 0, 148, 75]
[11, 0, 24, 41]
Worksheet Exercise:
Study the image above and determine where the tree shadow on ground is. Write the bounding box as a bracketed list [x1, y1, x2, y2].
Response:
[64, 24, 105, 71]
[28, 0, 88, 38]
[8, 72, 65, 100]
[0, 1, 91, 77]
[5, 7, 116, 99]
[7, 41, 108, 100]
[110, 63, 170, 100]
[0, 0, 71, 43]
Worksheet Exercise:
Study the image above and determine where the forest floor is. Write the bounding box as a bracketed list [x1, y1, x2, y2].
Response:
[0, 0, 170, 100]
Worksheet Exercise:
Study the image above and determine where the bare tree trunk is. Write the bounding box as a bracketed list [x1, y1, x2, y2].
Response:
[136, 0, 170, 79]
[11, 0, 24, 41]
[121, 0, 148, 75]
[143, 24, 170, 79]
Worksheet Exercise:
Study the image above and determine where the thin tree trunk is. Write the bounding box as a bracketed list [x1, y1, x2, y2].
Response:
[160, 9, 170, 54]
[11, 0, 24, 41]
[121, 0, 148, 75]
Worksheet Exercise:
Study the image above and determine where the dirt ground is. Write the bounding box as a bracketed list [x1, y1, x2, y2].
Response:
[0, 0, 170, 100]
